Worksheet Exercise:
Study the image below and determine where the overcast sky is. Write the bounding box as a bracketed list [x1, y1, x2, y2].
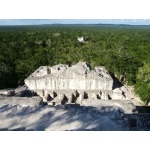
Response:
[0, 19, 150, 25]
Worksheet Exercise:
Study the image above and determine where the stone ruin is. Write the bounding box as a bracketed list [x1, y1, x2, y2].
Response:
[77, 37, 84, 43]
[2, 62, 147, 130]
[25, 62, 128, 105]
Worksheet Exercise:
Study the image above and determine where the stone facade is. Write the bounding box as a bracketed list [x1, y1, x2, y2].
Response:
[25, 62, 127, 105]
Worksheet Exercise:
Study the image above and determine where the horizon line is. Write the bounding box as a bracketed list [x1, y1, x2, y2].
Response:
[0, 23, 150, 26]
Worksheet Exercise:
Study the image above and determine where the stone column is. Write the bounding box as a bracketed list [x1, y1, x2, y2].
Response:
[67, 94, 73, 104]
[101, 91, 108, 100]
[76, 92, 84, 104]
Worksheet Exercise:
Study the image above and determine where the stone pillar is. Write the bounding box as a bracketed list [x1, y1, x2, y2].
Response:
[67, 94, 73, 104]
[57, 93, 65, 104]
[76, 92, 84, 104]
[101, 91, 108, 100]
[91, 93, 97, 100]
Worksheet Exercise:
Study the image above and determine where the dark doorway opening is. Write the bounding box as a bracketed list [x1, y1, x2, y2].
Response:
[61, 95, 68, 105]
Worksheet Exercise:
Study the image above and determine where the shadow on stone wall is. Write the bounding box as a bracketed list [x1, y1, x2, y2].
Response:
[111, 74, 123, 90]
[0, 104, 150, 131]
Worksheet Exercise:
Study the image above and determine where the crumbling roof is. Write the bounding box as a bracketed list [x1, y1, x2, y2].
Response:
[25, 62, 112, 80]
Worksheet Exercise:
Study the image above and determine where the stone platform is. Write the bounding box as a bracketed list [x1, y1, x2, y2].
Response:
[0, 96, 42, 107]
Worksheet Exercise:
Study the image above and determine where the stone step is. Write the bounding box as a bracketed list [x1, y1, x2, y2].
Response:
[0, 96, 43, 107]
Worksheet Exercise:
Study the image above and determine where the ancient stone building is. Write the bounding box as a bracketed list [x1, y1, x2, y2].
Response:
[25, 62, 126, 105]
[77, 37, 84, 43]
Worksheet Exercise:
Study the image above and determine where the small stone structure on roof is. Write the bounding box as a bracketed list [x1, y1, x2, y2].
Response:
[25, 62, 127, 105]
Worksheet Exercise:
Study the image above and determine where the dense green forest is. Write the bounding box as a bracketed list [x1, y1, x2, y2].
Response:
[0, 24, 150, 104]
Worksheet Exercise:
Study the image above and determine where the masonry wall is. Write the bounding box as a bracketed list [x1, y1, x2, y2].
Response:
[25, 78, 113, 91]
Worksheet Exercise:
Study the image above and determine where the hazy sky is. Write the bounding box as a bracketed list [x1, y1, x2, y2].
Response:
[0, 19, 150, 25]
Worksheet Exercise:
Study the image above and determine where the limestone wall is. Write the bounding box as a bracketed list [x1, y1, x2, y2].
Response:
[25, 78, 113, 91]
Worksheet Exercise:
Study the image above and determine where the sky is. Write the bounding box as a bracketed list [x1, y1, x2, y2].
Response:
[1, 1, 150, 25]
[0, 19, 150, 25]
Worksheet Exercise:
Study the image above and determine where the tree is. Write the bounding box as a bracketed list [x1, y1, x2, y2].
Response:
[136, 62, 150, 83]
[135, 62, 150, 105]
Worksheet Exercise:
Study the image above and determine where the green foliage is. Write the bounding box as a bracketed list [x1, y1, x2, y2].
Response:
[0, 24, 150, 104]
[136, 62, 150, 83]
[135, 80, 150, 105]
[135, 62, 150, 104]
